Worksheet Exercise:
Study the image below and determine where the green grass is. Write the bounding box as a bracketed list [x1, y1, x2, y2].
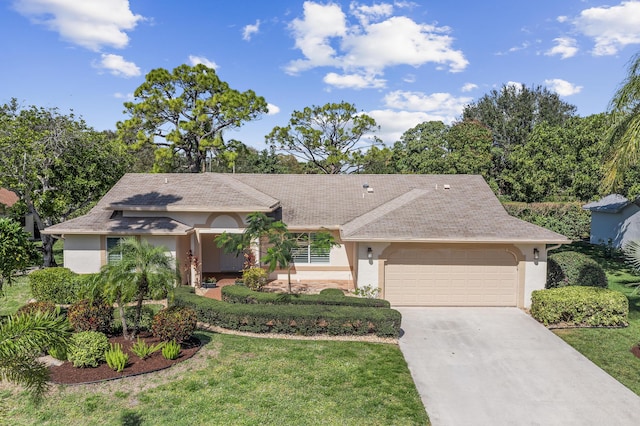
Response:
[550, 242, 640, 395]
[0, 275, 32, 317]
[0, 332, 429, 425]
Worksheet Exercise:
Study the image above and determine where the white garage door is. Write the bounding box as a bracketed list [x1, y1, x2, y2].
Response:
[384, 246, 518, 306]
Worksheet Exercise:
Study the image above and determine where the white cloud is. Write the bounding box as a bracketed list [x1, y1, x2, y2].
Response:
[349, 2, 393, 26]
[323, 72, 386, 89]
[13, 0, 143, 51]
[557, 15, 568, 23]
[267, 103, 280, 115]
[544, 78, 583, 96]
[461, 83, 478, 92]
[403, 74, 416, 83]
[545, 37, 578, 59]
[383, 90, 472, 119]
[367, 109, 448, 144]
[188, 55, 218, 69]
[243, 20, 260, 41]
[285, 1, 468, 87]
[96, 54, 140, 77]
[573, 1, 640, 55]
[114, 92, 134, 100]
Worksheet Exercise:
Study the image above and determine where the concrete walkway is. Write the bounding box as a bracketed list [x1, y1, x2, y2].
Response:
[397, 307, 640, 426]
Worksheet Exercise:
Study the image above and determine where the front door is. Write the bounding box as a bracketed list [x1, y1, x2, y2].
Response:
[219, 250, 244, 272]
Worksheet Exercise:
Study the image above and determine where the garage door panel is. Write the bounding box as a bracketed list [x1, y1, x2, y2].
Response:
[384, 246, 518, 306]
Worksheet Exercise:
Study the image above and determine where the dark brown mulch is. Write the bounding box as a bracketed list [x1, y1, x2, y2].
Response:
[48, 333, 201, 385]
[631, 344, 640, 359]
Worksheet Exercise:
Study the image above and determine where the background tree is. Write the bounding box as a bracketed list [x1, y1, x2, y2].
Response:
[0, 218, 36, 294]
[392, 121, 449, 174]
[357, 146, 396, 174]
[0, 310, 71, 403]
[97, 238, 176, 339]
[0, 100, 130, 267]
[444, 120, 493, 177]
[462, 84, 577, 194]
[215, 213, 338, 293]
[119, 64, 268, 173]
[603, 52, 640, 192]
[266, 102, 379, 174]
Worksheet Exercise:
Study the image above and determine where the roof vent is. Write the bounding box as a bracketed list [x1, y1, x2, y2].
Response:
[443, 184, 450, 190]
[367, 187, 374, 193]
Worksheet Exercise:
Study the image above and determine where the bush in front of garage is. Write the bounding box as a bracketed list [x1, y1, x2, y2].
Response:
[530, 286, 628, 327]
[222, 285, 390, 308]
[546, 251, 607, 289]
[174, 286, 401, 337]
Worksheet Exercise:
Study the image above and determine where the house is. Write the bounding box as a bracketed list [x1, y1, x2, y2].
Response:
[583, 194, 640, 249]
[42, 173, 569, 308]
[0, 188, 37, 239]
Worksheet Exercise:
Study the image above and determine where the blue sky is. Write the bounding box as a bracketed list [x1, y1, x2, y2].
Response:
[2, 0, 640, 150]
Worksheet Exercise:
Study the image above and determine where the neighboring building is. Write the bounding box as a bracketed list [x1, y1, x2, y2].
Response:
[583, 194, 640, 249]
[42, 173, 569, 308]
[0, 188, 36, 239]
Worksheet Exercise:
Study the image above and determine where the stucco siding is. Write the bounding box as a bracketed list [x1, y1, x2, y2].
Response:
[590, 206, 640, 248]
[63, 235, 102, 273]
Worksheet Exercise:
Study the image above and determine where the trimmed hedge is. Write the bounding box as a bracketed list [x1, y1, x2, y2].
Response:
[546, 251, 607, 289]
[29, 267, 79, 304]
[222, 285, 391, 308]
[174, 286, 401, 338]
[29, 268, 97, 304]
[530, 287, 628, 327]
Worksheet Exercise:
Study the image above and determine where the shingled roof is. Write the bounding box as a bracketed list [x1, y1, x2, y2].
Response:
[44, 173, 569, 243]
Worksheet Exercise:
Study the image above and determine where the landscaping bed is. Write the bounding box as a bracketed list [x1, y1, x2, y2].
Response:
[49, 333, 201, 384]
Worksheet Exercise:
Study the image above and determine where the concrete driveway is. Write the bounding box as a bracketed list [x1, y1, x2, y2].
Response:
[397, 307, 640, 426]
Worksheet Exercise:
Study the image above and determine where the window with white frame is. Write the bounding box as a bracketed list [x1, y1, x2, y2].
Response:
[106, 237, 124, 264]
[291, 233, 330, 264]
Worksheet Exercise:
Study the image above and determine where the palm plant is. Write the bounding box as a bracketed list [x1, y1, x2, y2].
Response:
[0, 310, 71, 403]
[624, 240, 640, 294]
[98, 238, 176, 339]
[603, 52, 640, 191]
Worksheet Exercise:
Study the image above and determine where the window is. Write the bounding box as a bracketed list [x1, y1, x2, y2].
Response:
[291, 233, 330, 264]
[106, 237, 124, 263]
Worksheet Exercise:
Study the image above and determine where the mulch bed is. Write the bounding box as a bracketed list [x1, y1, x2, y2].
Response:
[631, 344, 640, 359]
[48, 333, 201, 385]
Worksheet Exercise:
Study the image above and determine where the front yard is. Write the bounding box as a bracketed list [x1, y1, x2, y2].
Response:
[0, 277, 429, 425]
[551, 243, 640, 395]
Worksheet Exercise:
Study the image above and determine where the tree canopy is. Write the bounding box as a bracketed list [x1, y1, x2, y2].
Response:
[119, 64, 268, 173]
[0, 218, 36, 293]
[0, 99, 130, 266]
[266, 102, 379, 174]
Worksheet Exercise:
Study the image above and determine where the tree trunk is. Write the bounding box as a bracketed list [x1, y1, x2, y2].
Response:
[118, 302, 130, 340]
[41, 234, 58, 268]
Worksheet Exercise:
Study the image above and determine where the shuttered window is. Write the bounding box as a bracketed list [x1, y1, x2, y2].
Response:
[291, 233, 330, 264]
[106, 237, 123, 264]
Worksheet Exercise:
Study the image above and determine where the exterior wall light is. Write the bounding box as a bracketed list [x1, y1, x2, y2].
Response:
[533, 248, 540, 260]
[367, 247, 373, 260]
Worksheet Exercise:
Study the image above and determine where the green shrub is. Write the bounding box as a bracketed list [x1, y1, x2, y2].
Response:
[105, 343, 129, 372]
[162, 340, 181, 360]
[124, 305, 156, 332]
[503, 202, 589, 241]
[530, 287, 628, 327]
[15, 301, 58, 317]
[222, 285, 390, 308]
[68, 331, 110, 368]
[29, 267, 80, 304]
[353, 285, 380, 299]
[546, 251, 607, 289]
[175, 286, 401, 338]
[242, 267, 268, 291]
[67, 299, 113, 334]
[319, 288, 345, 297]
[48, 345, 67, 361]
[131, 338, 164, 360]
[152, 306, 197, 343]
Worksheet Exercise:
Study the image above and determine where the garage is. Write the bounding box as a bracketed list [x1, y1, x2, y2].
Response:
[383, 245, 520, 306]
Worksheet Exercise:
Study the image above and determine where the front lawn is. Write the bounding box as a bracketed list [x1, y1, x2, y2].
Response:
[0, 331, 428, 425]
[0, 274, 429, 425]
[551, 243, 640, 395]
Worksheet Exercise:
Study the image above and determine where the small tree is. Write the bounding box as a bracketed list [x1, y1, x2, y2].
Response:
[0, 218, 36, 294]
[215, 213, 338, 293]
[96, 238, 176, 339]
